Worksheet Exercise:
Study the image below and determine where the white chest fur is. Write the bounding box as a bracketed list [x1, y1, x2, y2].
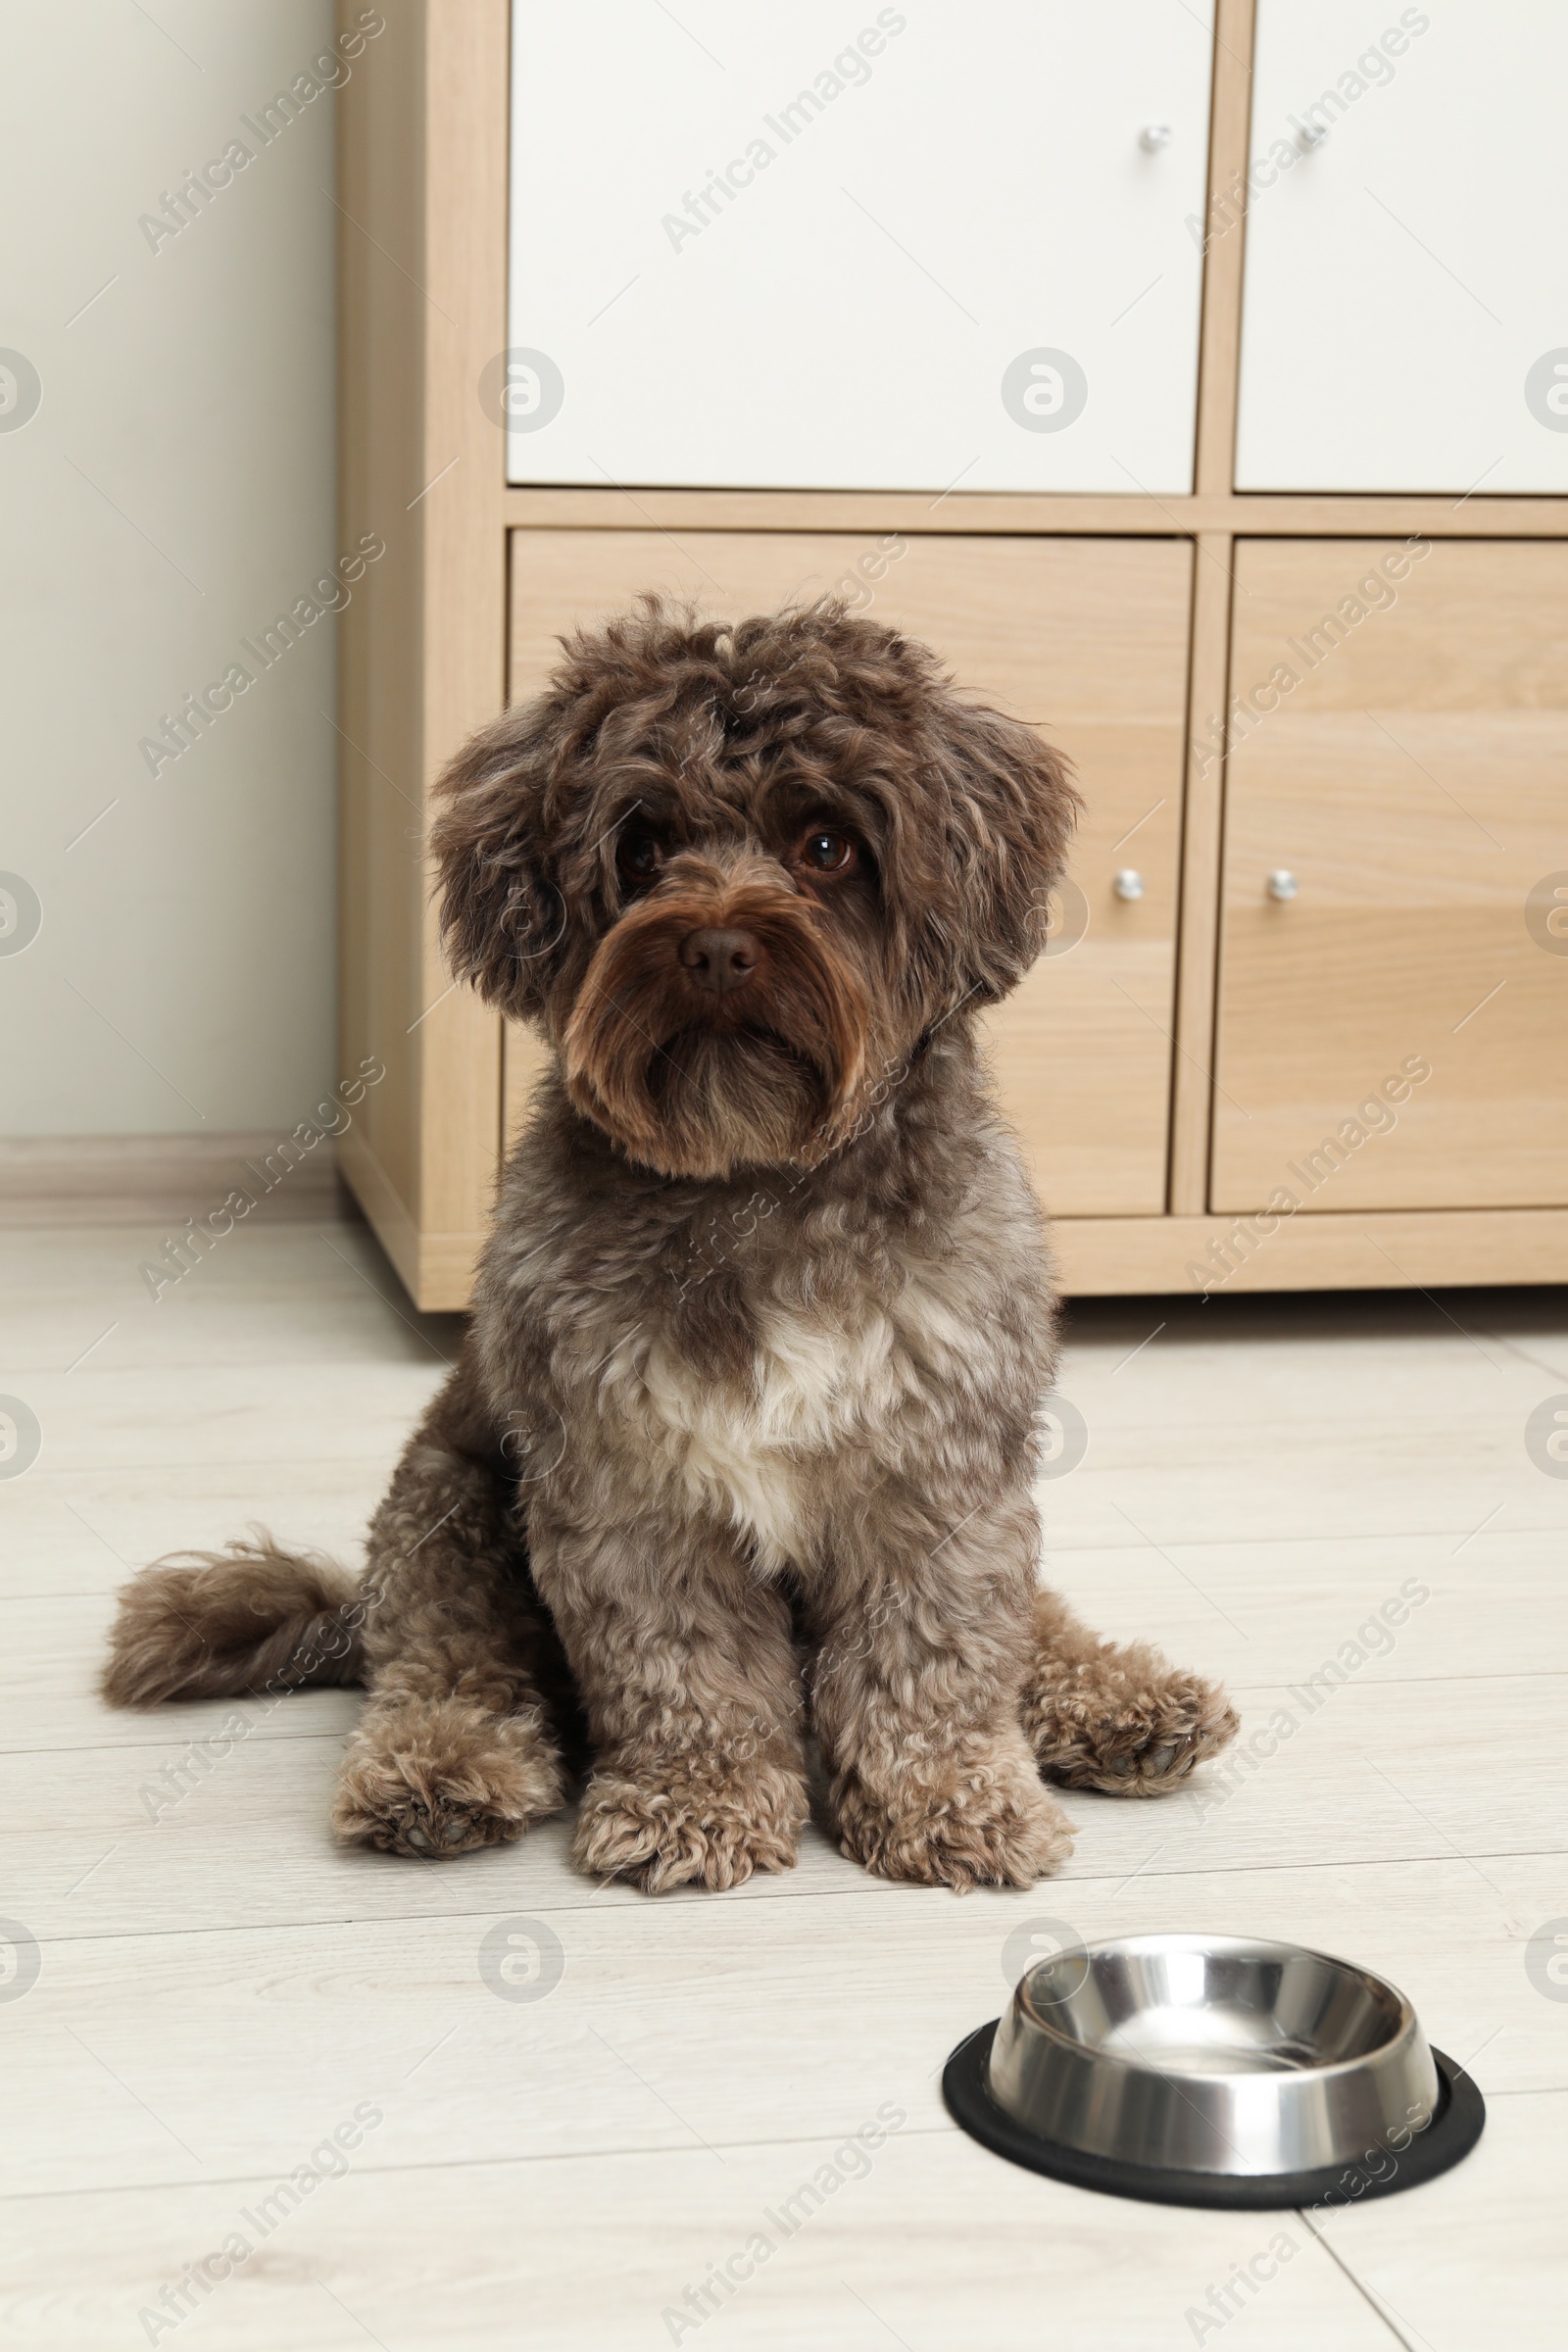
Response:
[596, 1252, 975, 1569]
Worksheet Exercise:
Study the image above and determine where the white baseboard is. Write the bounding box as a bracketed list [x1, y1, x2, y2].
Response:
[0, 1134, 351, 1227]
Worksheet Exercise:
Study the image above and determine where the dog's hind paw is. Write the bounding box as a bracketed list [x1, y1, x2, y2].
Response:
[332, 1696, 565, 1859]
[572, 1766, 806, 1893]
[1026, 1646, 1239, 1797]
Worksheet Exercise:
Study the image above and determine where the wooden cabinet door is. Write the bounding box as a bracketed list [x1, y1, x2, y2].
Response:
[1212, 539, 1568, 1214]
[1237, 2, 1568, 493]
[507, 531, 1193, 1215]
[506, 1, 1214, 492]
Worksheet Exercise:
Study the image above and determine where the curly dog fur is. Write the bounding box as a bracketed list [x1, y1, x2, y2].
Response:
[103, 597, 1236, 1890]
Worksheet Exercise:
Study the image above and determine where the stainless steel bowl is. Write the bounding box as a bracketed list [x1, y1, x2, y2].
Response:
[990, 1934, 1438, 2177]
[944, 1933, 1484, 2207]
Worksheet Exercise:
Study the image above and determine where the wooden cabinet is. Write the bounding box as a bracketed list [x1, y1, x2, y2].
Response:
[1213, 539, 1568, 1210]
[1237, 1, 1568, 493]
[505, 533, 1193, 1215]
[506, 0, 1215, 493]
[335, 0, 1568, 1307]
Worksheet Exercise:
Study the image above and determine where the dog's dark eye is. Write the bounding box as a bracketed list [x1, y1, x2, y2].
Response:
[798, 830, 856, 875]
[616, 830, 663, 885]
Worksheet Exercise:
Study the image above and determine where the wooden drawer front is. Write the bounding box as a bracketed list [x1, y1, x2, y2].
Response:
[506, 531, 1193, 1217]
[506, 1, 1214, 494]
[1237, 2, 1568, 493]
[1212, 539, 1568, 1214]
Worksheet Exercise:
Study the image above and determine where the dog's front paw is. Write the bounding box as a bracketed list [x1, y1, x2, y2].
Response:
[1026, 1644, 1239, 1796]
[333, 1696, 565, 1858]
[573, 1765, 806, 1893]
[833, 1747, 1075, 1891]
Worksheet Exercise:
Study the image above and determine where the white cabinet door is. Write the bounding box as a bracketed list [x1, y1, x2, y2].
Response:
[506, 1, 1213, 493]
[1237, 2, 1568, 493]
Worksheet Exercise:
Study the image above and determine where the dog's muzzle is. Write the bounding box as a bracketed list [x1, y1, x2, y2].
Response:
[561, 856, 869, 1177]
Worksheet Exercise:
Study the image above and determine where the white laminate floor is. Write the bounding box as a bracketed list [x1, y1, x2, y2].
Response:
[2, 1211, 1565, 2352]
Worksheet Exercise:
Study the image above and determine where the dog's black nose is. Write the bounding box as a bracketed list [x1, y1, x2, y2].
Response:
[679, 927, 761, 995]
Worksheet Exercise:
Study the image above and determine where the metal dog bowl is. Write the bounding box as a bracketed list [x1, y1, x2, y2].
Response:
[944, 1934, 1484, 2208]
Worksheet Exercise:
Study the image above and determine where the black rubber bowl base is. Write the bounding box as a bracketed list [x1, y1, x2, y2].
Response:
[942, 2022, 1485, 2211]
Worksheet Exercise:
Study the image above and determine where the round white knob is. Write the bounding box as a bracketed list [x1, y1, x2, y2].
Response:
[1113, 869, 1146, 901]
[1267, 869, 1299, 901]
[1139, 124, 1173, 153]
[1297, 122, 1329, 151]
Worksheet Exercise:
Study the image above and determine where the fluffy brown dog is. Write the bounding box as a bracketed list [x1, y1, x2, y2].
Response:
[103, 598, 1237, 1891]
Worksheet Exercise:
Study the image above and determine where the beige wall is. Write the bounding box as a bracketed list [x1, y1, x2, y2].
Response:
[0, 0, 362, 1135]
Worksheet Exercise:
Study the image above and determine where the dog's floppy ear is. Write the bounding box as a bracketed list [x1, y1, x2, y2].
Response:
[924, 695, 1081, 1004]
[429, 700, 564, 1023]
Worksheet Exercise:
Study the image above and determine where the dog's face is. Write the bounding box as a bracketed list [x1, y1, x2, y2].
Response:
[432, 598, 1077, 1180]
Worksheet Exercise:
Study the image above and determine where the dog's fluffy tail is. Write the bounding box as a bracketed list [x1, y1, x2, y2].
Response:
[101, 1531, 366, 1708]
